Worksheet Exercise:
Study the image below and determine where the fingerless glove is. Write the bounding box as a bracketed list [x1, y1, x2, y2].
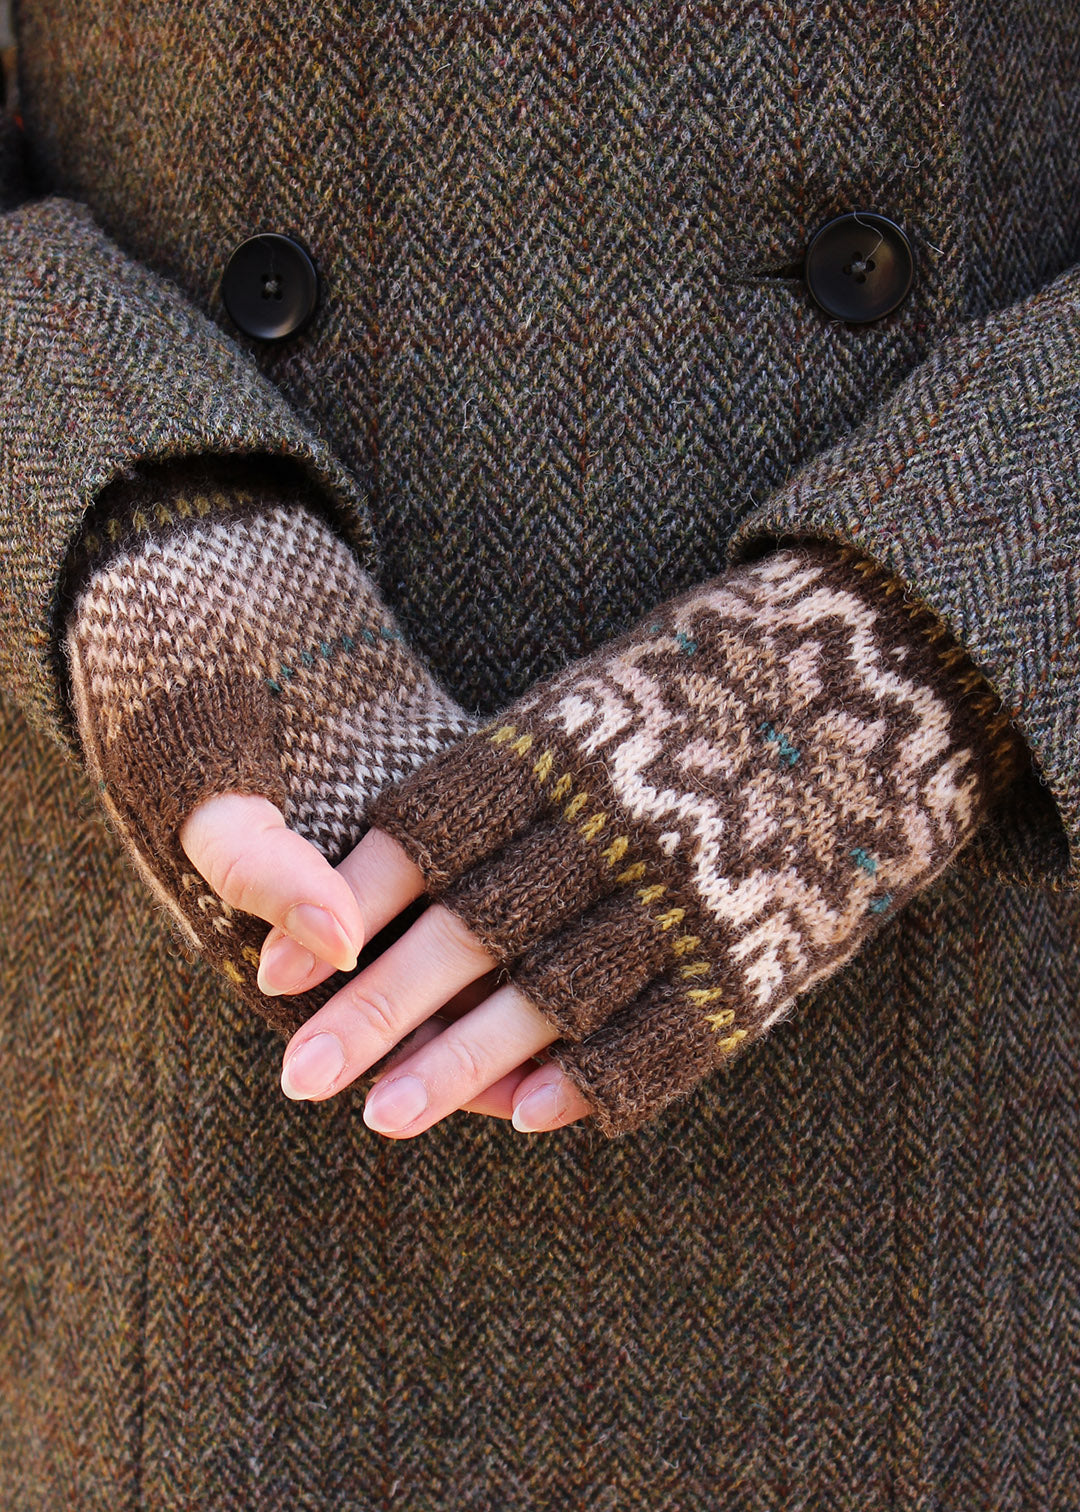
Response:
[64, 457, 476, 1034]
[368, 542, 1028, 1137]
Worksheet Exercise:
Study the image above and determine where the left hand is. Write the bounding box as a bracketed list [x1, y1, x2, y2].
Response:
[179, 793, 594, 1137]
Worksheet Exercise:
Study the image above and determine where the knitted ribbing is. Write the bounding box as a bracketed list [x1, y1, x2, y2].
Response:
[64, 466, 476, 1034]
[369, 543, 1028, 1137]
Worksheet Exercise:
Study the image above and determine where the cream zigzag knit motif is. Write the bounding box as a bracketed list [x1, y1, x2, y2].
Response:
[369, 543, 1027, 1137]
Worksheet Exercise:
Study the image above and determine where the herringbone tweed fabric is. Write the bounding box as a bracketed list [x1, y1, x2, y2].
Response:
[2, 0, 1079, 1506]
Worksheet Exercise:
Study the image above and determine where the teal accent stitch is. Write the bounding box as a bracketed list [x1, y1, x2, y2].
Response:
[264, 620, 387, 692]
[868, 893, 894, 914]
[759, 720, 800, 767]
[649, 622, 662, 633]
[850, 847, 878, 875]
[675, 631, 698, 654]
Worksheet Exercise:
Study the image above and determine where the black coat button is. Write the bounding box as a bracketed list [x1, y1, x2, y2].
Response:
[804, 212, 914, 323]
[221, 233, 319, 341]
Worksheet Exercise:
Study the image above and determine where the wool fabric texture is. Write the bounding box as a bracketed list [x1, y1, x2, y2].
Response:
[3, 1, 1080, 1507]
[64, 459, 475, 1034]
[370, 542, 1026, 1135]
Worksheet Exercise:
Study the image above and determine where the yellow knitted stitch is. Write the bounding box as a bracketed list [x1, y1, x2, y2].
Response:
[716, 1030, 748, 1053]
[636, 883, 667, 904]
[489, 724, 517, 745]
[194, 494, 213, 517]
[221, 959, 243, 985]
[672, 934, 701, 954]
[656, 908, 686, 930]
[688, 987, 726, 1005]
[107, 517, 122, 542]
[131, 508, 149, 532]
[705, 1008, 736, 1030]
[580, 813, 607, 840]
[176, 496, 193, 519]
[602, 836, 630, 865]
[564, 792, 589, 820]
[84, 532, 101, 557]
[533, 749, 555, 782]
[678, 960, 712, 979]
[512, 733, 534, 755]
[616, 861, 647, 884]
[155, 503, 173, 526]
[241, 945, 261, 968]
[551, 774, 574, 802]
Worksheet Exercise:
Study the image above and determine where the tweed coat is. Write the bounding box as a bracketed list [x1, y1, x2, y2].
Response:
[1, 1, 1079, 1507]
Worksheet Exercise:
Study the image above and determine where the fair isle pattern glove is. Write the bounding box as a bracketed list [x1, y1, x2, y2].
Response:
[368, 543, 1028, 1138]
[63, 460, 476, 1035]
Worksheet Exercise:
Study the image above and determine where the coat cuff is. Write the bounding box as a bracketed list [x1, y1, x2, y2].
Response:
[0, 195, 374, 756]
[725, 261, 1080, 892]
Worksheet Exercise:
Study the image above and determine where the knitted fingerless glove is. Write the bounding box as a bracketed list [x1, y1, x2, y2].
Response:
[368, 542, 1028, 1137]
[63, 458, 476, 1034]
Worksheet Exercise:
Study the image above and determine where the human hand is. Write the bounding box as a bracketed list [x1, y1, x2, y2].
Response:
[63, 459, 477, 1036]
[362, 544, 1025, 1138]
[178, 796, 595, 1135]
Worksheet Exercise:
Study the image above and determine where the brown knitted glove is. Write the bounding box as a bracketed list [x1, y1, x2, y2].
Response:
[368, 543, 1028, 1137]
[63, 457, 476, 1034]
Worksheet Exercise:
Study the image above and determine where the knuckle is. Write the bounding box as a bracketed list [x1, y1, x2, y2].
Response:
[203, 841, 257, 913]
[441, 1031, 489, 1088]
[346, 988, 401, 1048]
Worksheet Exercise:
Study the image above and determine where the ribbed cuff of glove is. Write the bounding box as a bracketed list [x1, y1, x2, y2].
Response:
[368, 543, 1028, 1137]
[63, 457, 476, 1035]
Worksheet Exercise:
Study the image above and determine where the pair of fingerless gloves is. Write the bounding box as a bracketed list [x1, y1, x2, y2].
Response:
[64, 462, 1027, 1136]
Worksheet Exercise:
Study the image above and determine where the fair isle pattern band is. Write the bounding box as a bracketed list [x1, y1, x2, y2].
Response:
[65, 487, 476, 1036]
[369, 543, 1027, 1136]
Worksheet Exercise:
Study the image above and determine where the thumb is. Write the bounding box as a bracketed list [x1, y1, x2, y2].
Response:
[179, 791, 365, 974]
[67, 631, 339, 1034]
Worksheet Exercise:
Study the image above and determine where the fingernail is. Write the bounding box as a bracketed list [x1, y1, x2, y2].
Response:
[512, 1080, 563, 1133]
[283, 904, 357, 973]
[281, 1032, 346, 1100]
[363, 1074, 429, 1133]
[257, 936, 317, 995]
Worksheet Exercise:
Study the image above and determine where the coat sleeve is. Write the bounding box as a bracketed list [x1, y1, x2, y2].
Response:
[0, 116, 375, 757]
[724, 260, 1080, 894]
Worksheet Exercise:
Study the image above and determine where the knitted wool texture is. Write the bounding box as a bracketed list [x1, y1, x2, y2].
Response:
[63, 465, 476, 1034]
[370, 543, 1026, 1137]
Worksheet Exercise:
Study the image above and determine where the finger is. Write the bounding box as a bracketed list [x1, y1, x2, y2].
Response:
[278, 899, 496, 1099]
[387, 1056, 592, 1130]
[359, 982, 562, 1136]
[361, 985, 589, 1137]
[509, 1061, 593, 1133]
[372, 972, 529, 1120]
[179, 792, 365, 971]
[257, 826, 429, 995]
[371, 1039, 535, 1120]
